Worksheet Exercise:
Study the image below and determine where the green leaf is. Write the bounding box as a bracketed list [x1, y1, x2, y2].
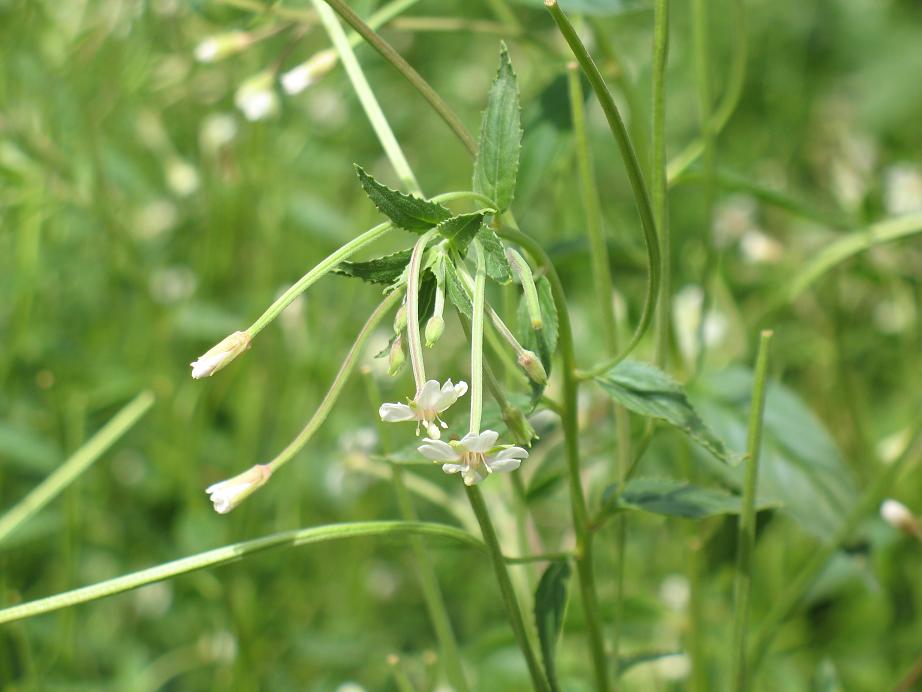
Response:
[601, 478, 778, 519]
[333, 248, 411, 285]
[444, 261, 472, 319]
[473, 44, 522, 212]
[595, 361, 736, 463]
[479, 230, 512, 283]
[534, 560, 571, 692]
[355, 165, 451, 232]
[689, 367, 859, 542]
[517, 275, 559, 374]
[436, 211, 487, 255]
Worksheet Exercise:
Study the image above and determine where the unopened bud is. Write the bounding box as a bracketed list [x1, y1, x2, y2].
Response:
[502, 406, 538, 447]
[195, 32, 251, 63]
[234, 71, 279, 122]
[425, 315, 444, 347]
[388, 335, 406, 376]
[881, 499, 921, 538]
[518, 350, 548, 385]
[281, 49, 338, 95]
[393, 302, 408, 333]
[206, 464, 271, 514]
[191, 331, 251, 379]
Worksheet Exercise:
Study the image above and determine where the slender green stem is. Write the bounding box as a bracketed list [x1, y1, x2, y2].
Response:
[312, 0, 420, 193]
[407, 230, 438, 392]
[651, 0, 671, 367]
[469, 241, 487, 434]
[546, 0, 661, 377]
[267, 290, 400, 473]
[320, 0, 477, 154]
[730, 330, 773, 690]
[0, 521, 484, 626]
[666, 0, 746, 184]
[499, 226, 611, 692]
[0, 391, 155, 546]
[465, 485, 550, 692]
[748, 424, 922, 673]
[504, 551, 576, 565]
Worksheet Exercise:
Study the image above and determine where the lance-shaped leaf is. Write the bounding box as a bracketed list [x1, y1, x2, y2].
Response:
[473, 44, 522, 212]
[334, 248, 412, 285]
[444, 261, 473, 319]
[479, 229, 512, 283]
[534, 560, 571, 692]
[600, 478, 779, 520]
[595, 360, 736, 463]
[436, 211, 488, 255]
[355, 165, 451, 232]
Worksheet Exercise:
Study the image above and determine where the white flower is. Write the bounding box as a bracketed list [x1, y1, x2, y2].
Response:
[379, 379, 467, 439]
[191, 330, 251, 379]
[417, 430, 528, 486]
[195, 31, 250, 63]
[206, 464, 271, 514]
[281, 49, 337, 95]
[235, 72, 279, 122]
[881, 499, 920, 537]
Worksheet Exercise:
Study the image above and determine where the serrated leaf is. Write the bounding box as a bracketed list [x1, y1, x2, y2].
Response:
[479, 230, 512, 283]
[437, 211, 487, 255]
[601, 478, 779, 519]
[473, 44, 522, 212]
[595, 361, 736, 463]
[355, 165, 451, 232]
[534, 560, 571, 692]
[444, 261, 472, 319]
[517, 275, 559, 392]
[334, 248, 412, 285]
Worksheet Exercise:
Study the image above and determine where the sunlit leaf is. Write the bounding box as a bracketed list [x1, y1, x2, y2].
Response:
[334, 248, 411, 285]
[354, 165, 450, 232]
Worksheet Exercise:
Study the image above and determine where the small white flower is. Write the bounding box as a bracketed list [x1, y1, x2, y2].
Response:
[417, 430, 528, 486]
[379, 379, 467, 439]
[281, 49, 338, 95]
[195, 31, 250, 63]
[190, 330, 251, 379]
[881, 499, 920, 537]
[235, 72, 279, 122]
[206, 464, 271, 514]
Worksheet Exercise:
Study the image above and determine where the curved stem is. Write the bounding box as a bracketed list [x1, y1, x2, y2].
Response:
[407, 230, 438, 392]
[546, 0, 661, 375]
[651, 0, 671, 367]
[267, 290, 401, 473]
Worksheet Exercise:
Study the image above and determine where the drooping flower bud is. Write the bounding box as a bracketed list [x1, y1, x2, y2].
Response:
[502, 405, 538, 447]
[280, 49, 338, 95]
[425, 315, 445, 348]
[517, 350, 548, 385]
[206, 464, 272, 514]
[393, 302, 408, 333]
[195, 32, 251, 63]
[881, 499, 921, 538]
[234, 71, 279, 122]
[388, 335, 406, 376]
[190, 331, 251, 379]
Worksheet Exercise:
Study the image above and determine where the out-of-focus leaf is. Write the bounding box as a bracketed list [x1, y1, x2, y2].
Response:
[473, 44, 522, 212]
[334, 249, 411, 285]
[534, 560, 571, 691]
[0, 425, 59, 473]
[690, 367, 859, 542]
[600, 478, 779, 519]
[354, 165, 450, 232]
[595, 361, 737, 463]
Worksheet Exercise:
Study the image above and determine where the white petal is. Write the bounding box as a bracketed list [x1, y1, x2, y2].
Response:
[441, 463, 464, 475]
[490, 446, 529, 462]
[461, 430, 499, 453]
[485, 458, 522, 473]
[417, 440, 459, 462]
[453, 381, 469, 398]
[415, 380, 442, 412]
[435, 379, 467, 412]
[379, 403, 416, 422]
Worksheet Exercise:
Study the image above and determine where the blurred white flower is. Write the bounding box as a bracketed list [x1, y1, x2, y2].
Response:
[659, 574, 690, 612]
[134, 199, 178, 240]
[206, 464, 272, 514]
[877, 428, 911, 464]
[714, 195, 758, 248]
[672, 285, 727, 365]
[191, 330, 251, 379]
[149, 265, 197, 304]
[166, 157, 200, 196]
[281, 49, 338, 95]
[418, 430, 528, 486]
[235, 72, 279, 121]
[740, 229, 783, 263]
[195, 31, 250, 63]
[880, 499, 920, 537]
[200, 113, 238, 153]
[884, 163, 922, 215]
[379, 379, 467, 439]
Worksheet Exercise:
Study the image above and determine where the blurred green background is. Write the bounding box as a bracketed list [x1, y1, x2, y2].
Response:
[2, 0, 922, 689]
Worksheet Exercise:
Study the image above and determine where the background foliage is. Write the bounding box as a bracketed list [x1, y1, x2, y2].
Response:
[2, 0, 921, 689]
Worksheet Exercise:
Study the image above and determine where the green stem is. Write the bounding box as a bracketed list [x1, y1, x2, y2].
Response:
[730, 330, 773, 690]
[0, 521, 484, 626]
[0, 391, 155, 545]
[320, 0, 477, 154]
[499, 226, 611, 692]
[651, 0, 671, 368]
[312, 0, 421, 193]
[546, 0, 661, 377]
[469, 241, 487, 434]
[464, 485, 550, 692]
[267, 290, 400, 473]
[748, 424, 922, 673]
[407, 230, 438, 392]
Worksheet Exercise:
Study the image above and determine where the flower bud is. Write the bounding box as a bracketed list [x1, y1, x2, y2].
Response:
[206, 464, 272, 514]
[280, 49, 338, 95]
[425, 315, 444, 348]
[195, 32, 251, 63]
[881, 499, 921, 538]
[517, 350, 548, 385]
[502, 406, 538, 447]
[234, 71, 279, 122]
[190, 331, 251, 379]
[393, 302, 408, 333]
[388, 335, 406, 376]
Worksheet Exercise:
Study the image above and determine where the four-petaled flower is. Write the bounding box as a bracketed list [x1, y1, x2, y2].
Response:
[206, 464, 272, 514]
[379, 379, 468, 439]
[417, 430, 528, 486]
